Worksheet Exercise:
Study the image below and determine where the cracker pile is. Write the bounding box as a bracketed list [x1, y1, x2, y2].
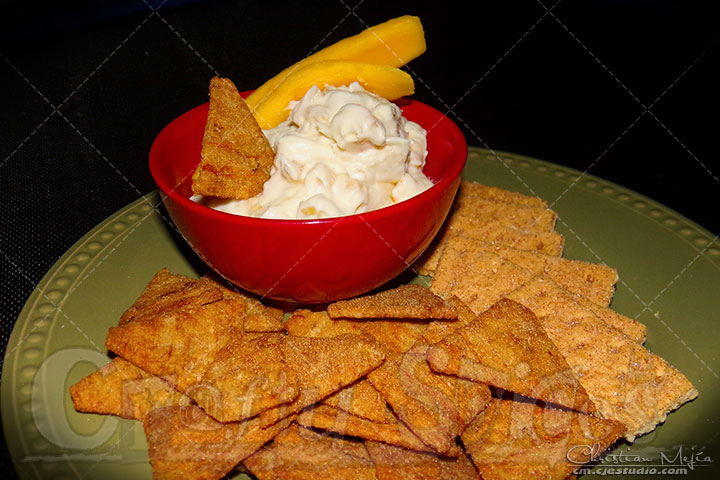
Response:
[70, 182, 697, 480]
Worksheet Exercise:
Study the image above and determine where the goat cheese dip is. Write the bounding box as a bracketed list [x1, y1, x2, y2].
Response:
[198, 82, 433, 219]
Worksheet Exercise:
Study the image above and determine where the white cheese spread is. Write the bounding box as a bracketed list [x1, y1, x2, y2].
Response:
[196, 82, 433, 219]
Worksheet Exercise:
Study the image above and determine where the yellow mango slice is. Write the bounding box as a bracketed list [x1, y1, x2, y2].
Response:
[245, 15, 425, 110]
[251, 60, 415, 129]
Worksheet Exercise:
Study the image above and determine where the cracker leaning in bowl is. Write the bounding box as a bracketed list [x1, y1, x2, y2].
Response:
[190, 76, 274, 200]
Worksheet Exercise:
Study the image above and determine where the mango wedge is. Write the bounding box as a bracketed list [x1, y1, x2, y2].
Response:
[251, 60, 415, 129]
[245, 15, 425, 110]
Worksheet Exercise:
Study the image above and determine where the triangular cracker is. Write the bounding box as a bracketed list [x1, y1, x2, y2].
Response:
[296, 404, 447, 454]
[287, 308, 488, 454]
[106, 271, 296, 423]
[366, 440, 478, 480]
[367, 346, 492, 455]
[243, 423, 376, 480]
[117, 269, 283, 333]
[427, 298, 595, 414]
[213, 278, 285, 332]
[323, 379, 391, 424]
[285, 309, 428, 355]
[419, 295, 479, 345]
[258, 334, 386, 427]
[118, 268, 200, 326]
[327, 284, 457, 320]
[192, 332, 299, 422]
[461, 398, 624, 480]
[70, 357, 190, 420]
[285, 309, 427, 424]
[144, 405, 293, 480]
[106, 291, 248, 392]
[192, 77, 274, 199]
[118, 271, 225, 328]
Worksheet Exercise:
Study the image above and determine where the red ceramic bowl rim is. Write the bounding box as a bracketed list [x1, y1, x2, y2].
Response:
[150, 98, 467, 227]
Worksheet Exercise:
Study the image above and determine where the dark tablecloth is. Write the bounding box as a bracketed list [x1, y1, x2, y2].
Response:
[1, 0, 718, 477]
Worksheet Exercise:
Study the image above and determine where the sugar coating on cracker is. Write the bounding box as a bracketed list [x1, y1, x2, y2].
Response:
[427, 298, 595, 414]
[459, 180, 548, 207]
[192, 77, 274, 199]
[462, 398, 625, 480]
[144, 405, 293, 480]
[69, 357, 190, 420]
[366, 440, 479, 480]
[328, 284, 457, 320]
[244, 423, 377, 480]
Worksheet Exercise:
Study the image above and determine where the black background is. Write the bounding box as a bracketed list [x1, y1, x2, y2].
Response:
[1, 0, 718, 478]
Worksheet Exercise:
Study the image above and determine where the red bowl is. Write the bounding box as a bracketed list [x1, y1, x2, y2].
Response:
[149, 94, 466, 303]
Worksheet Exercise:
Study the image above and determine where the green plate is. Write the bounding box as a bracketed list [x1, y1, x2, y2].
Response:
[3, 147, 719, 479]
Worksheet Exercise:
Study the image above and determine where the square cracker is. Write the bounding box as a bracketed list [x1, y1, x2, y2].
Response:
[414, 225, 565, 276]
[414, 182, 558, 275]
[431, 236, 646, 342]
[144, 405, 293, 480]
[451, 195, 557, 233]
[427, 299, 594, 414]
[507, 276, 646, 344]
[529, 312, 697, 441]
[468, 242, 618, 307]
[461, 398, 624, 480]
[447, 215, 564, 252]
[327, 284, 457, 320]
[243, 423, 376, 480]
[191, 77, 274, 199]
[459, 180, 547, 207]
[430, 235, 537, 314]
